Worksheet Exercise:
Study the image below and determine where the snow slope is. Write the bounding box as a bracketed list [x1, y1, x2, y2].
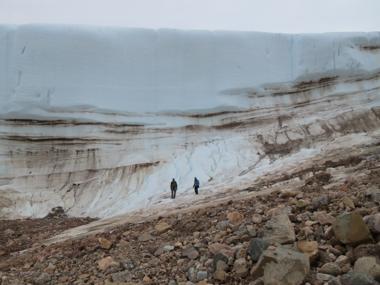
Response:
[0, 25, 380, 218]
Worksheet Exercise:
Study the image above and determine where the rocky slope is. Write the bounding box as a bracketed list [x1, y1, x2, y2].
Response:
[0, 145, 379, 285]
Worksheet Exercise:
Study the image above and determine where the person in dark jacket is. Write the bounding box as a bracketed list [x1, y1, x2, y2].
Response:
[170, 178, 177, 199]
[193, 177, 200, 195]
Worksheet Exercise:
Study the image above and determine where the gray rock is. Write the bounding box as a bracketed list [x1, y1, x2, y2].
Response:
[111, 270, 133, 282]
[354, 256, 380, 281]
[340, 272, 379, 285]
[312, 195, 329, 210]
[34, 273, 51, 285]
[196, 271, 208, 281]
[187, 267, 197, 282]
[213, 253, 229, 271]
[353, 244, 380, 260]
[365, 213, 380, 235]
[333, 212, 372, 245]
[319, 262, 341, 276]
[365, 187, 380, 203]
[233, 258, 248, 277]
[247, 238, 270, 262]
[263, 209, 295, 244]
[182, 246, 199, 260]
[317, 273, 335, 282]
[251, 246, 310, 285]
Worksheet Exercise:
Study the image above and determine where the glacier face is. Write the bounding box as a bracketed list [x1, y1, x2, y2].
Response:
[0, 25, 380, 218]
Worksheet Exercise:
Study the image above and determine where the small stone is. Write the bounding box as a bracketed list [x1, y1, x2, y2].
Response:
[297, 241, 319, 262]
[34, 273, 51, 285]
[252, 214, 263, 224]
[182, 246, 199, 260]
[227, 211, 244, 225]
[233, 258, 248, 277]
[319, 262, 341, 276]
[97, 256, 120, 271]
[311, 195, 329, 210]
[214, 269, 227, 281]
[246, 225, 257, 237]
[111, 270, 133, 282]
[333, 212, 372, 245]
[196, 271, 208, 281]
[354, 256, 380, 281]
[314, 211, 336, 225]
[336, 255, 350, 267]
[155, 221, 171, 234]
[163, 245, 175, 252]
[247, 238, 270, 262]
[138, 232, 155, 242]
[342, 196, 355, 209]
[188, 267, 197, 282]
[98, 237, 113, 249]
[143, 275, 152, 284]
[316, 273, 335, 282]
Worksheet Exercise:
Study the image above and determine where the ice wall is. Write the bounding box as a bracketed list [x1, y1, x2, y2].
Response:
[1, 25, 379, 114]
[0, 25, 380, 218]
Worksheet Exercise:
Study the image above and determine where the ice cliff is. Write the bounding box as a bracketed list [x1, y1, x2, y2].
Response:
[0, 25, 380, 218]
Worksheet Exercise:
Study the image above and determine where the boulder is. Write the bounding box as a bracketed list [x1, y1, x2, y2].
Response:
[247, 238, 270, 262]
[263, 209, 295, 244]
[340, 272, 378, 285]
[354, 256, 380, 281]
[333, 212, 372, 245]
[251, 246, 310, 285]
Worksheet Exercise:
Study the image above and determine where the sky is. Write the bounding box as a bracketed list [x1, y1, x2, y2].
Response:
[0, 0, 379, 33]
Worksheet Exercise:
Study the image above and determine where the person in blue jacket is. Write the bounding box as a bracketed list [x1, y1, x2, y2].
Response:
[193, 177, 200, 195]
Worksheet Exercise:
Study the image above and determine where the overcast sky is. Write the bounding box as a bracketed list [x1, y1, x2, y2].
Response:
[0, 0, 379, 33]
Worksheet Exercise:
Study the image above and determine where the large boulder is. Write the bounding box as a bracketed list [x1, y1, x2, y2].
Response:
[333, 212, 372, 245]
[263, 209, 295, 244]
[251, 247, 310, 285]
[354, 256, 380, 282]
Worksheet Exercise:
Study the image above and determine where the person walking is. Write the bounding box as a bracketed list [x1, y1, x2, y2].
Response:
[193, 177, 200, 195]
[170, 178, 177, 199]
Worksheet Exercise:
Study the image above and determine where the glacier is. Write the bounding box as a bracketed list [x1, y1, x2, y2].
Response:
[0, 24, 380, 218]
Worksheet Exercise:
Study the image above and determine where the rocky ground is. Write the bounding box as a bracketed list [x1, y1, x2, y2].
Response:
[0, 151, 380, 285]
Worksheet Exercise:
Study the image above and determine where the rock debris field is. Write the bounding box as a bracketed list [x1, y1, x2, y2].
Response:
[0, 149, 379, 285]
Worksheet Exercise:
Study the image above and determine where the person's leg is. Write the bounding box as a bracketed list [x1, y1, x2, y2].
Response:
[174, 190, 176, 198]
[171, 190, 174, 199]
[195, 187, 199, 194]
